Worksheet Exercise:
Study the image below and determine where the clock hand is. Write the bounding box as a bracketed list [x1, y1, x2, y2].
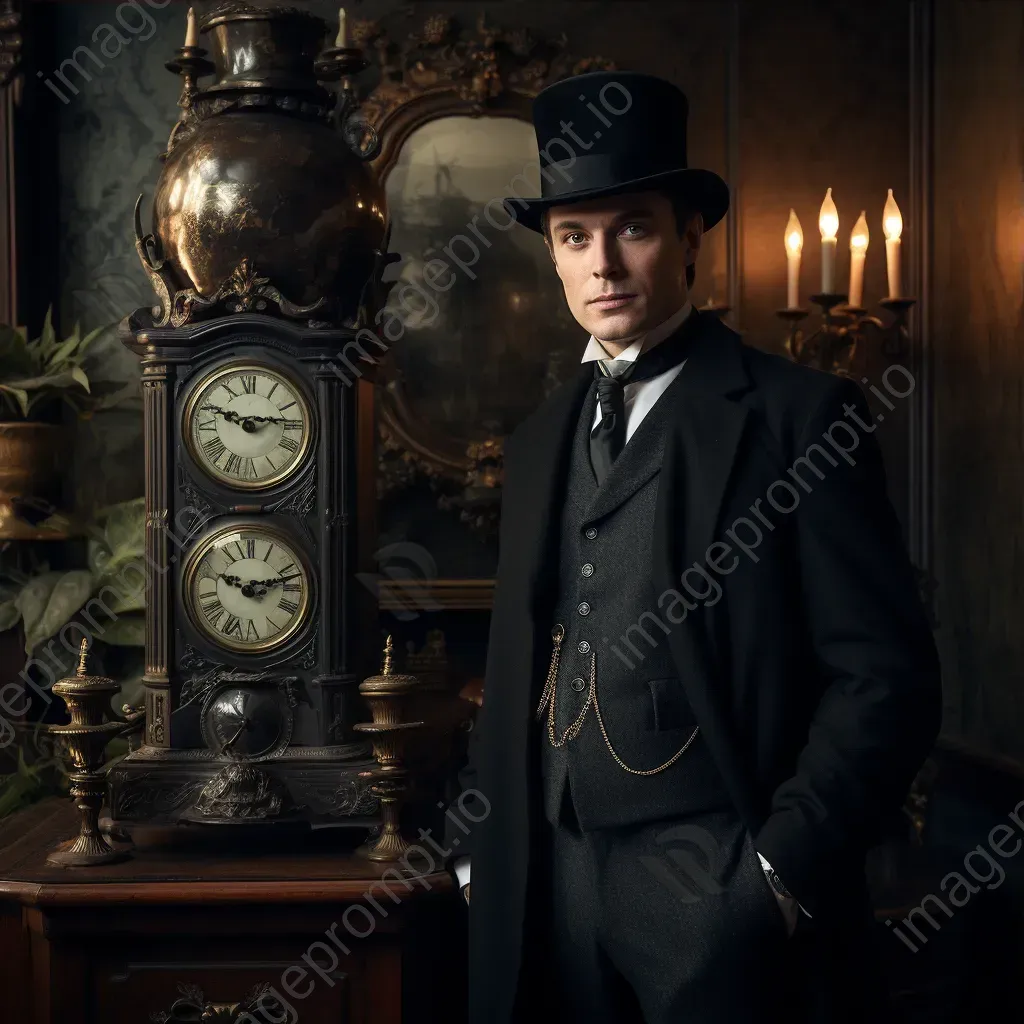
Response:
[221, 716, 250, 753]
[200, 404, 294, 434]
[218, 573, 244, 588]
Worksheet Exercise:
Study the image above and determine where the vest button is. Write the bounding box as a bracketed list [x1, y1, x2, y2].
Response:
[577, 602, 591, 616]
[581, 563, 594, 577]
[584, 527, 598, 539]
[570, 676, 586, 692]
[577, 640, 590, 653]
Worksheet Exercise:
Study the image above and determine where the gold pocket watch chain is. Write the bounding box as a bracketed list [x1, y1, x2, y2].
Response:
[534, 624, 700, 776]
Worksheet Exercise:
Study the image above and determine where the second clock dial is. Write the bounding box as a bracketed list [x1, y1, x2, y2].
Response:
[185, 362, 313, 489]
[184, 525, 312, 653]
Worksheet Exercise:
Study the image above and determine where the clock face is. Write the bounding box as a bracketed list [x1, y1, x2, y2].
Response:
[201, 686, 293, 760]
[184, 362, 313, 489]
[183, 525, 312, 653]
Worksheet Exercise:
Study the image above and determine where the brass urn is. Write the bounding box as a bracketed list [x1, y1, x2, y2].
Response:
[0, 422, 64, 539]
[134, 2, 390, 331]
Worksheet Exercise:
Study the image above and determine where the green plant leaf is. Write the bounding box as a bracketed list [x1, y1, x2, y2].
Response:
[98, 498, 146, 575]
[0, 384, 28, 418]
[17, 569, 94, 654]
[6, 369, 90, 394]
[70, 365, 91, 393]
[78, 323, 111, 356]
[37, 306, 57, 362]
[96, 559, 146, 613]
[46, 334, 82, 371]
[99, 613, 145, 646]
[0, 599, 20, 632]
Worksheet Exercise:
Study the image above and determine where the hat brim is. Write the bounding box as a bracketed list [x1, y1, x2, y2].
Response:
[502, 167, 730, 235]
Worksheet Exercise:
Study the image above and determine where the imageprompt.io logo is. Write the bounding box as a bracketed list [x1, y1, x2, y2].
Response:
[641, 823, 725, 903]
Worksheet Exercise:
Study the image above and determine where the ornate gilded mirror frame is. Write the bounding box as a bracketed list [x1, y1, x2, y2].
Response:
[351, 12, 613, 611]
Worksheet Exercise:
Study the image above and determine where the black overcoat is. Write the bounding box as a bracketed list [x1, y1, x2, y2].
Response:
[446, 312, 941, 1023]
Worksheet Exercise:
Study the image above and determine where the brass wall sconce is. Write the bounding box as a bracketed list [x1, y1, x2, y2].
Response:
[778, 293, 916, 376]
[780, 189, 914, 374]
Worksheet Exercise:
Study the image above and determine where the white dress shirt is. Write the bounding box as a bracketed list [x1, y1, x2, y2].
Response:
[581, 299, 693, 441]
[453, 300, 809, 924]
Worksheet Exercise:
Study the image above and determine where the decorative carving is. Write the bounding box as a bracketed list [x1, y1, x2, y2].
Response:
[132, 200, 334, 329]
[193, 762, 288, 820]
[352, 13, 614, 130]
[202, 0, 311, 23]
[266, 476, 316, 520]
[112, 772, 207, 819]
[148, 690, 166, 745]
[178, 474, 215, 521]
[0, 0, 22, 89]
[178, 654, 270, 711]
[294, 626, 319, 671]
[292, 774, 379, 817]
[151, 981, 292, 1024]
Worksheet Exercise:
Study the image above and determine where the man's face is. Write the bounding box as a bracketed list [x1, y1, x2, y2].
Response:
[545, 190, 702, 347]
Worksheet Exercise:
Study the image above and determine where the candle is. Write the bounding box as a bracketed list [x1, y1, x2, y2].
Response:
[336, 8, 347, 48]
[883, 188, 903, 298]
[848, 210, 869, 308]
[818, 187, 839, 294]
[784, 208, 803, 309]
[185, 7, 198, 48]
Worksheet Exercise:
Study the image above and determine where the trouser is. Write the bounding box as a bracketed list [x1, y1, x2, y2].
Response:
[515, 784, 889, 1024]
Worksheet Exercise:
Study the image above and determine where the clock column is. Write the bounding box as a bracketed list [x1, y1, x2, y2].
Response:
[314, 358, 361, 747]
[142, 361, 172, 748]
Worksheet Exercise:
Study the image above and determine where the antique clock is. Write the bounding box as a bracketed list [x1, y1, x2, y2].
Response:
[107, 4, 397, 828]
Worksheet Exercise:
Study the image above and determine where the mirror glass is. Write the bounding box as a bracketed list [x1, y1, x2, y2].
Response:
[381, 115, 584, 442]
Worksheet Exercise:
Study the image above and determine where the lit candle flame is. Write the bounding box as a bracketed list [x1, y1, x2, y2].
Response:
[883, 188, 902, 241]
[818, 187, 839, 241]
[850, 210, 869, 252]
[784, 208, 803, 256]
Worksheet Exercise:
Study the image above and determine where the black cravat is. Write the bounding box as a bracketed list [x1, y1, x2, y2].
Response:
[589, 312, 700, 485]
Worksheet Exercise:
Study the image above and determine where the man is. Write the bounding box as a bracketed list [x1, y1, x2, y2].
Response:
[442, 70, 941, 1024]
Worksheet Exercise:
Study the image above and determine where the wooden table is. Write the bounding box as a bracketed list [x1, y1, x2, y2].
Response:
[0, 798, 465, 1024]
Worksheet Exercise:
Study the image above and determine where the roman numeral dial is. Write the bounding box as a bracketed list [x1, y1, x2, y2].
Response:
[185, 362, 313, 490]
[183, 525, 311, 653]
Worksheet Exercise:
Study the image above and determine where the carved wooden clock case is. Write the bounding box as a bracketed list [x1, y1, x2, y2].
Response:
[108, 315, 381, 827]
[103, 3, 401, 831]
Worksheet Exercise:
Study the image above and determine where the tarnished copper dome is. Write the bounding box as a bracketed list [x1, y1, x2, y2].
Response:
[137, 2, 388, 328]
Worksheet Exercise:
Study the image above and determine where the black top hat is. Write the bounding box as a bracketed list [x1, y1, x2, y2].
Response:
[502, 70, 729, 235]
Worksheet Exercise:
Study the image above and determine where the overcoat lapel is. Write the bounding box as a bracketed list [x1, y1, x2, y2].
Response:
[649, 315, 762, 827]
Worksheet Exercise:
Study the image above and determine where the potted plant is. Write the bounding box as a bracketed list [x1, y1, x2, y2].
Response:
[0, 308, 131, 540]
[0, 496, 146, 681]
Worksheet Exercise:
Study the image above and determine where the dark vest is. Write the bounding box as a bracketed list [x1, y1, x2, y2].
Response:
[538, 369, 733, 831]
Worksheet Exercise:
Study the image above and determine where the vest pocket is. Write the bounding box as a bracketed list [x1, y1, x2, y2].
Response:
[646, 677, 696, 731]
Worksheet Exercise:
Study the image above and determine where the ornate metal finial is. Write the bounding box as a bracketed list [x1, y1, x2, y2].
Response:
[77, 638, 90, 677]
[381, 634, 394, 676]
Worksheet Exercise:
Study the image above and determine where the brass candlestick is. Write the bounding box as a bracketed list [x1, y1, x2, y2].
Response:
[353, 635, 425, 862]
[314, 43, 379, 160]
[163, 39, 215, 156]
[779, 293, 916, 375]
[46, 640, 143, 867]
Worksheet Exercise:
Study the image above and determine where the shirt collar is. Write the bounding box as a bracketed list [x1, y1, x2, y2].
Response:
[580, 300, 694, 376]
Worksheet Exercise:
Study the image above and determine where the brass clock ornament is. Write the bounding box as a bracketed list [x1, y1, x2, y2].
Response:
[182, 522, 313, 654]
[183, 361, 313, 490]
